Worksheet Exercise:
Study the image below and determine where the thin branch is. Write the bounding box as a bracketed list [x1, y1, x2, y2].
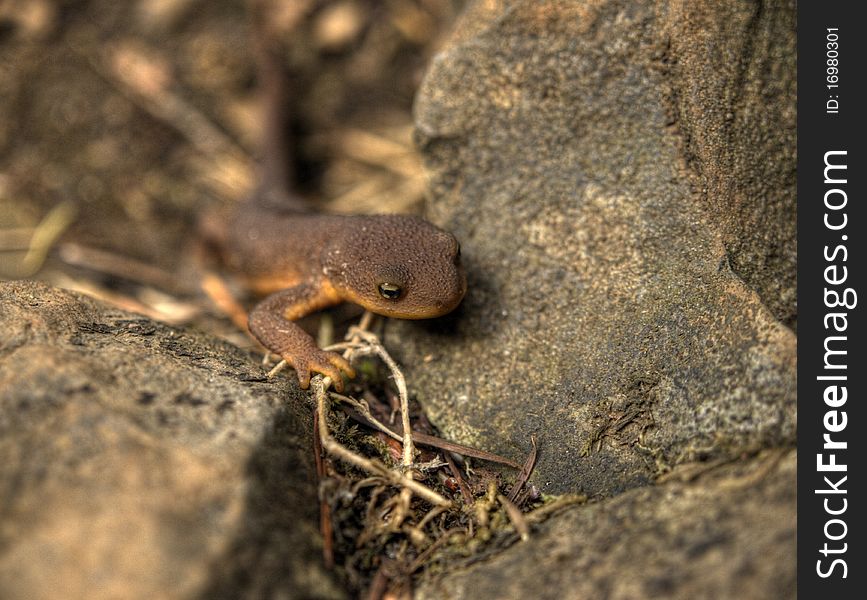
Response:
[330, 393, 404, 443]
[344, 328, 414, 470]
[313, 378, 450, 507]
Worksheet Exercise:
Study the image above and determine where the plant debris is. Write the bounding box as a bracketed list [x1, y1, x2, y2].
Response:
[295, 312, 544, 597]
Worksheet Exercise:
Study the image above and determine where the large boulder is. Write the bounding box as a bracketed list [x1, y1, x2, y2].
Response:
[417, 450, 797, 599]
[0, 281, 345, 600]
[389, 0, 796, 496]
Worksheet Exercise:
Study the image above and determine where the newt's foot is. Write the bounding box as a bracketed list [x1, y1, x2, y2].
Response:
[285, 349, 356, 392]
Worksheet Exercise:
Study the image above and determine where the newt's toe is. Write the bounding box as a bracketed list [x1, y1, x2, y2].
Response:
[328, 354, 356, 379]
[294, 365, 311, 389]
[285, 350, 354, 392]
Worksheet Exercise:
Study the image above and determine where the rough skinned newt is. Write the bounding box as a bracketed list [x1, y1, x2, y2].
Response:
[213, 24, 466, 392]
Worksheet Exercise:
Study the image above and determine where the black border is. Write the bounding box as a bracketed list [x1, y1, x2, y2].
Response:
[797, 3, 866, 596]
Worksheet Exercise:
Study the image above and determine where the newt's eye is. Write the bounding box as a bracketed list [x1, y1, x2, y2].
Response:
[378, 283, 402, 300]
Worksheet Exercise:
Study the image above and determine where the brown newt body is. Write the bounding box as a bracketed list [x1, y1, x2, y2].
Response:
[215, 25, 466, 392]
[225, 195, 466, 391]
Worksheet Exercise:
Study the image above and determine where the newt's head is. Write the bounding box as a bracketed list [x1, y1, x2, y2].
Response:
[323, 215, 466, 319]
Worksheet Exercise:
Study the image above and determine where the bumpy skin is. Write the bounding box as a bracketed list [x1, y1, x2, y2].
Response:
[217, 20, 466, 391]
[226, 194, 466, 391]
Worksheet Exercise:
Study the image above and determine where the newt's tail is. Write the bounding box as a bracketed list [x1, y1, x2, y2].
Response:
[247, 0, 310, 213]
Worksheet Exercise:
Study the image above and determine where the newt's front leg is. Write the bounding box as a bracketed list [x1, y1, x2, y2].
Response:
[248, 281, 356, 391]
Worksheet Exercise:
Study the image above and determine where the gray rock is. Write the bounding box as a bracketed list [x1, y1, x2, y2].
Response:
[0, 281, 345, 600]
[0, 1, 799, 595]
[417, 450, 797, 599]
[389, 0, 796, 496]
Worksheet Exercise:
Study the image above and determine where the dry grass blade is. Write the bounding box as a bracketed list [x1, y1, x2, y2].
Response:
[59, 242, 184, 292]
[313, 410, 335, 569]
[335, 401, 522, 469]
[398, 427, 522, 469]
[507, 434, 538, 502]
[16, 200, 77, 276]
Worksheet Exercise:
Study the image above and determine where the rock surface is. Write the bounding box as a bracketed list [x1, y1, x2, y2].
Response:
[1, 0, 798, 597]
[417, 449, 797, 599]
[390, 0, 797, 497]
[0, 281, 345, 600]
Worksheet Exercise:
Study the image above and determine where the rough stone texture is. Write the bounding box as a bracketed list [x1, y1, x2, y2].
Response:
[389, 0, 796, 496]
[0, 281, 345, 600]
[0, 1, 798, 596]
[417, 450, 797, 599]
[657, 1, 797, 328]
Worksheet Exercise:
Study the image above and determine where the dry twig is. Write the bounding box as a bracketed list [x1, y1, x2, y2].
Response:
[344, 326, 414, 470]
[308, 313, 450, 507]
